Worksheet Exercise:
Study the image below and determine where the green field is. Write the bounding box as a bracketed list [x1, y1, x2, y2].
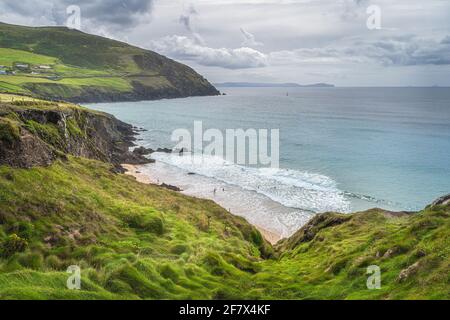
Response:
[0, 48, 57, 66]
[0, 22, 219, 101]
[0, 47, 146, 97]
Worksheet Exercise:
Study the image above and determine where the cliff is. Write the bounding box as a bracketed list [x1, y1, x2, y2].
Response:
[0, 95, 148, 170]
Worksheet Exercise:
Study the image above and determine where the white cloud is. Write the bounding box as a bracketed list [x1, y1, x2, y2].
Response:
[152, 35, 268, 69]
[240, 28, 263, 47]
[1, 0, 450, 85]
[269, 35, 450, 67]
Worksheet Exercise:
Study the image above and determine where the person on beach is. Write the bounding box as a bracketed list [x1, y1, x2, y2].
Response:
[213, 188, 217, 195]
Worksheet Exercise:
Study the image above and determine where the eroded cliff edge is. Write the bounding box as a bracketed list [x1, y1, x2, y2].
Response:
[0, 97, 148, 170]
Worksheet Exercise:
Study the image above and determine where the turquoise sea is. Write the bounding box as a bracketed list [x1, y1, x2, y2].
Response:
[88, 87, 450, 237]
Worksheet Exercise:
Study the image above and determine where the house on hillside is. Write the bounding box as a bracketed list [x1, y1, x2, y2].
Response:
[0, 70, 7, 75]
[38, 65, 52, 70]
[14, 63, 29, 69]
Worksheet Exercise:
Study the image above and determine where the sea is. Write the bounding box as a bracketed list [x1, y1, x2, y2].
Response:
[87, 87, 450, 238]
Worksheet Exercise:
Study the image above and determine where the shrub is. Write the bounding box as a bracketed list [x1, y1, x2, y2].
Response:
[106, 279, 133, 294]
[0, 118, 20, 145]
[170, 243, 190, 255]
[18, 252, 44, 269]
[24, 120, 63, 148]
[196, 215, 210, 232]
[66, 118, 84, 138]
[45, 255, 63, 270]
[143, 216, 165, 235]
[6, 221, 34, 240]
[202, 252, 232, 276]
[124, 213, 165, 235]
[1, 234, 28, 257]
[250, 229, 263, 247]
[158, 264, 180, 282]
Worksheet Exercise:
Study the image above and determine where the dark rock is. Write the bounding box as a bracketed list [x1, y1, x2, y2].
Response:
[119, 151, 155, 165]
[133, 146, 154, 156]
[0, 129, 56, 168]
[275, 212, 351, 251]
[111, 164, 126, 174]
[397, 261, 421, 282]
[428, 194, 450, 208]
[160, 183, 182, 192]
[0, 102, 152, 169]
[156, 147, 172, 153]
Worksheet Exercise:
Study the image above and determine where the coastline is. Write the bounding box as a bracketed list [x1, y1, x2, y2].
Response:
[122, 163, 282, 244]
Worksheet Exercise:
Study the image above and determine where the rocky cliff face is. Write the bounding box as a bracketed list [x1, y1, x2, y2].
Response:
[0, 99, 149, 169]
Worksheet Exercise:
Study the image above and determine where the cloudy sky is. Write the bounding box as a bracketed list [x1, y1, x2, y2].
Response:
[1, 0, 450, 86]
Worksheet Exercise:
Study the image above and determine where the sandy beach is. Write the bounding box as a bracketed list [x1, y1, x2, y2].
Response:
[122, 163, 282, 244]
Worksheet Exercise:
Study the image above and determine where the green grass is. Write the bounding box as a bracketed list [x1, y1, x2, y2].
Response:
[0, 48, 57, 66]
[0, 117, 20, 144]
[0, 157, 271, 299]
[0, 81, 31, 95]
[0, 75, 132, 92]
[0, 95, 448, 300]
[0, 156, 447, 299]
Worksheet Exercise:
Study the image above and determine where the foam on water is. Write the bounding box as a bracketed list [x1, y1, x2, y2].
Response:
[138, 159, 315, 238]
[150, 152, 351, 214]
[87, 87, 450, 236]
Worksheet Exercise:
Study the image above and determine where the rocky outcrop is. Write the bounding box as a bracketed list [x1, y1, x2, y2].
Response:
[133, 146, 154, 156]
[24, 82, 219, 104]
[397, 261, 421, 282]
[428, 194, 450, 208]
[0, 129, 56, 168]
[275, 212, 351, 251]
[0, 100, 150, 169]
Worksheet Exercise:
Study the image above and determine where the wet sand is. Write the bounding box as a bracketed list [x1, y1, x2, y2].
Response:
[122, 163, 283, 244]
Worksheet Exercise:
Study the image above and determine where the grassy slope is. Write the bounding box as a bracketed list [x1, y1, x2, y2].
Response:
[0, 22, 218, 101]
[260, 209, 449, 299]
[0, 95, 448, 300]
[0, 158, 271, 299]
[0, 158, 448, 300]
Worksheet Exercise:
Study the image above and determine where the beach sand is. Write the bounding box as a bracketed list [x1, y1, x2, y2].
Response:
[122, 163, 282, 244]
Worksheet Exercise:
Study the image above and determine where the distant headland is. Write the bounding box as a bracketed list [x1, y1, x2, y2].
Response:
[214, 82, 335, 88]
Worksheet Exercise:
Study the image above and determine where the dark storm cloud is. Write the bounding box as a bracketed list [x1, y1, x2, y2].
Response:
[0, 0, 154, 30]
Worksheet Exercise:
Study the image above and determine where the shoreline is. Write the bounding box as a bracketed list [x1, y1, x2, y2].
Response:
[122, 163, 283, 244]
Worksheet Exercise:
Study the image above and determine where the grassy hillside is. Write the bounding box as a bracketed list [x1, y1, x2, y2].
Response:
[0, 22, 219, 102]
[0, 95, 448, 300]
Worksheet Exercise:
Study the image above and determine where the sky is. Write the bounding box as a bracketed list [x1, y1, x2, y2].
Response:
[1, 0, 450, 86]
